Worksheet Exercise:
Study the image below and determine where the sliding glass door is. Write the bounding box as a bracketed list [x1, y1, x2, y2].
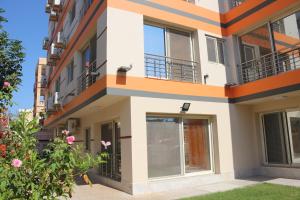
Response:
[144, 24, 194, 81]
[146, 116, 213, 178]
[100, 121, 121, 181]
[183, 119, 211, 173]
[287, 111, 300, 164]
[262, 113, 288, 164]
[262, 110, 300, 165]
[147, 117, 181, 178]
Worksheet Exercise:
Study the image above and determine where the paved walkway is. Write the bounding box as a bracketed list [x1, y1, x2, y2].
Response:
[71, 177, 300, 200]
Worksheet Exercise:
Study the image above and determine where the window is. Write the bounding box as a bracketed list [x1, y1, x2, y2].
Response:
[39, 95, 45, 102]
[100, 121, 121, 181]
[206, 36, 225, 64]
[144, 24, 196, 81]
[262, 111, 300, 165]
[85, 128, 91, 151]
[69, 2, 76, 25]
[147, 116, 212, 178]
[67, 60, 74, 84]
[55, 76, 61, 92]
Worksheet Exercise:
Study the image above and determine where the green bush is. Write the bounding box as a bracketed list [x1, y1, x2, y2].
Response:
[0, 111, 106, 199]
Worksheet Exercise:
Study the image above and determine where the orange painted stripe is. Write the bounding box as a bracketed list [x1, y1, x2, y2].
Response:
[224, 0, 263, 22]
[49, 0, 107, 89]
[151, 0, 223, 23]
[108, 0, 225, 36]
[44, 69, 300, 126]
[106, 75, 229, 98]
[45, 76, 107, 126]
[226, 0, 300, 35]
[47, 0, 300, 90]
[230, 68, 300, 98]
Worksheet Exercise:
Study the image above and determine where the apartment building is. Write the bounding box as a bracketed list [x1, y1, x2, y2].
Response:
[42, 0, 300, 195]
[33, 58, 47, 119]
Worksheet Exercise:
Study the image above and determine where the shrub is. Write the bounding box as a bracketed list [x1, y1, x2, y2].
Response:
[0, 111, 106, 199]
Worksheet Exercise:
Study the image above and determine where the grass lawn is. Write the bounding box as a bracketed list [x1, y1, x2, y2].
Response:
[183, 183, 300, 200]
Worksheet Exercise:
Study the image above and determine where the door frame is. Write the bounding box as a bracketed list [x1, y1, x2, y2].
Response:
[146, 114, 215, 180]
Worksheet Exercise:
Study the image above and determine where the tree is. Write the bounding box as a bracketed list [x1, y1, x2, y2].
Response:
[0, 8, 25, 109]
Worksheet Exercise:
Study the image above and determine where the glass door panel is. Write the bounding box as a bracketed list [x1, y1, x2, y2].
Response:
[183, 119, 211, 173]
[144, 25, 167, 78]
[287, 111, 300, 164]
[167, 29, 193, 81]
[146, 117, 181, 178]
[114, 121, 121, 178]
[263, 113, 288, 164]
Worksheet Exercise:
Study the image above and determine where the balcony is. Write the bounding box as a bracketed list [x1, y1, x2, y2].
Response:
[144, 54, 201, 83]
[49, 43, 60, 60]
[238, 45, 300, 84]
[47, 0, 54, 6]
[45, 3, 51, 13]
[77, 60, 101, 94]
[42, 37, 49, 50]
[52, 0, 62, 12]
[49, 10, 58, 22]
[55, 32, 66, 49]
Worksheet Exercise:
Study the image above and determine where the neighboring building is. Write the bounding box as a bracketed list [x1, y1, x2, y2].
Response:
[42, 0, 300, 195]
[18, 109, 34, 121]
[33, 58, 53, 151]
[33, 58, 47, 119]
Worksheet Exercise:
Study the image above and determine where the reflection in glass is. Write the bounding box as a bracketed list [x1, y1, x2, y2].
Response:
[147, 117, 181, 178]
[263, 113, 288, 164]
[184, 119, 211, 173]
[287, 111, 300, 163]
[272, 11, 300, 71]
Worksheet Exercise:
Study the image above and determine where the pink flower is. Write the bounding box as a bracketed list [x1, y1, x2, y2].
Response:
[66, 136, 75, 145]
[101, 141, 111, 149]
[62, 130, 69, 136]
[3, 81, 10, 88]
[11, 159, 22, 168]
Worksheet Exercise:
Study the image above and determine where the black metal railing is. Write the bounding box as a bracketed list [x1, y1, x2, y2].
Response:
[77, 60, 100, 94]
[145, 53, 201, 83]
[238, 45, 300, 84]
[99, 153, 121, 182]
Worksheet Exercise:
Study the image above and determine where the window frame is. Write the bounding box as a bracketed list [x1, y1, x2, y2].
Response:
[146, 114, 214, 180]
[69, 2, 76, 26]
[67, 60, 74, 85]
[206, 35, 226, 65]
[100, 119, 122, 180]
[259, 110, 300, 168]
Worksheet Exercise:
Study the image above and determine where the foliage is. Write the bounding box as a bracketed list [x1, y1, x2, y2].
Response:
[0, 111, 106, 199]
[0, 8, 25, 108]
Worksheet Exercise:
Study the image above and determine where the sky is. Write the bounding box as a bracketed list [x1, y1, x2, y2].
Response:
[1, 0, 48, 114]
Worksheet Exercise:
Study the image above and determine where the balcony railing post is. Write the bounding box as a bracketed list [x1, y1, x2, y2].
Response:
[144, 53, 199, 83]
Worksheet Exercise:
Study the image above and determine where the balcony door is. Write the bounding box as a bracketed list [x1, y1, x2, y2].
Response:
[166, 29, 193, 82]
[100, 121, 121, 181]
[287, 111, 300, 164]
[144, 24, 194, 81]
[80, 35, 97, 92]
[261, 111, 300, 165]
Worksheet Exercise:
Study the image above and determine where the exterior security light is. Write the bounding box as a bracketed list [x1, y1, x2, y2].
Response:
[117, 64, 133, 73]
[181, 103, 191, 112]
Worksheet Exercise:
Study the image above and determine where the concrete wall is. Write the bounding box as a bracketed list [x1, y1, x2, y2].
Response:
[73, 98, 133, 193]
[129, 96, 235, 193]
[106, 7, 144, 77]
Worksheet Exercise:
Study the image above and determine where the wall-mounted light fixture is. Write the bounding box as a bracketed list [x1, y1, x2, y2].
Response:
[181, 103, 191, 112]
[117, 64, 133, 73]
